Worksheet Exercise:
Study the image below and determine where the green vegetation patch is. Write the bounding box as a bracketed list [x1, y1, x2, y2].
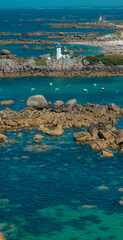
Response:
[115, 31, 122, 37]
[36, 59, 46, 66]
[109, 20, 123, 26]
[84, 54, 123, 66]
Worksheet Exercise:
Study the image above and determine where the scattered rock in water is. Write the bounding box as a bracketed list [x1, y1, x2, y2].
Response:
[82, 205, 96, 209]
[19, 100, 25, 102]
[46, 127, 64, 136]
[0, 232, 6, 240]
[1, 100, 14, 106]
[0, 134, 7, 142]
[118, 188, 123, 192]
[27, 95, 47, 109]
[101, 149, 114, 158]
[22, 45, 29, 49]
[17, 133, 22, 138]
[37, 148, 43, 151]
[119, 200, 123, 205]
[21, 156, 29, 159]
[97, 186, 109, 190]
[34, 47, 43, 50]
[33, 134, 44, 141]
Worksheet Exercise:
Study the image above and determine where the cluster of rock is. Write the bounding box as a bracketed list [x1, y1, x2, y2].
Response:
[0, 95, 123, 156]
[47, 22, 123, 30]
[74, 121, 123, 153]
[0, 58, 39, 75]
[0, 30, 53, 36]
[0, 55, 123, 77]
[0, 39, 58, 46]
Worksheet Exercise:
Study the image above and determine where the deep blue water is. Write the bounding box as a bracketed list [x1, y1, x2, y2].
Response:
[0, 8, 123, 240]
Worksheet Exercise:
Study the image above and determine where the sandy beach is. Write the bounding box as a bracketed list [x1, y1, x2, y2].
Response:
[69, 40, 123, 54]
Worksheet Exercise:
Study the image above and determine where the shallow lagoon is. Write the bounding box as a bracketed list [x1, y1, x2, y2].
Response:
[0, 76, 123, 239]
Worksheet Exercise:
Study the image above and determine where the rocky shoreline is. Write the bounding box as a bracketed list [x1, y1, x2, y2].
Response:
[0, 95, 123, 158]
[0, 53, 123, 78]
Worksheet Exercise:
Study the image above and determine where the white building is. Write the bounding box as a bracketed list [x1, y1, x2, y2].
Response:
[56, 43, 70, 60]
[99, 16, 103, 23]
[56, 43, 62, 60]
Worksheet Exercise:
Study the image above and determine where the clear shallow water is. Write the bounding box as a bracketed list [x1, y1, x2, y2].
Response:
[0, 44, 102, 58]
[0, 76, 123, 240]
[0, 7, 123, 240]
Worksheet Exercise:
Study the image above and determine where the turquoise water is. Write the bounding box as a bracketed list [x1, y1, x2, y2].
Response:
[0, 44, 102, 58]
[0, 7, 123, 240]
[0, 76, 123, 240]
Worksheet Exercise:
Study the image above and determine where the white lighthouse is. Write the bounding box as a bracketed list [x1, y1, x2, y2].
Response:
[99, 16, 103, 23]
[56, 43, 62, 60]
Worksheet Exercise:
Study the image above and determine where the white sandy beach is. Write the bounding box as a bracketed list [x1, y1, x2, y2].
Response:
[69, 40, 123, 54]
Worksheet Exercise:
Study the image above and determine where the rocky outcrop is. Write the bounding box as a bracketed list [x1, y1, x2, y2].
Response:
[53, 100, 64, 112]
[0, 49, 11, 55]
[0, 96, 123, 155]
[0, 111, 7, 119]
[74, 120, 123, 151]
[27, 95, 48, 109]
[46, 57, 82, 72]
[0, 55, 123, 78]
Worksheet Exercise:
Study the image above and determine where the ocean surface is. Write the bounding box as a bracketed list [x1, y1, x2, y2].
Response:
[0, 8, 123, 240]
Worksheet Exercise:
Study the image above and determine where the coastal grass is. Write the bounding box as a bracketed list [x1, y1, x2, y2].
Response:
[109, 20, 123, 26]
[115, 31, 122, 37]
[36, 59, 46, 66]
[84, 54, 123, 66]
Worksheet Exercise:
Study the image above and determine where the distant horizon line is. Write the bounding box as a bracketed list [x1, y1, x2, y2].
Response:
[0, 6, 123, 9]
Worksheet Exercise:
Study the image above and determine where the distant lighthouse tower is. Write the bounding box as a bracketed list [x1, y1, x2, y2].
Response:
[99, 16, 103, 23]
[56, 43, 62, 60]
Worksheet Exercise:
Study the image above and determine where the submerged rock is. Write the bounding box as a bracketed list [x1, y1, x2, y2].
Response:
[0, 134, 7, 142]
[0, 232, 6, 240]
[1, 100, 14, 106]
[17, 133, 22, 138]
[27, 95, 47, 109]
[101, 149, 114, 158]
[33, 134, 44, 141]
